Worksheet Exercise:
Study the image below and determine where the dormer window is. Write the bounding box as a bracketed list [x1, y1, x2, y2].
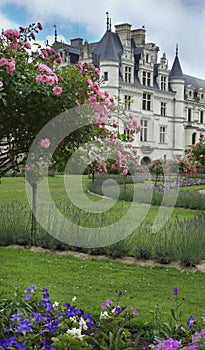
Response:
[145, 54, 149, 63]
[189, 91, 192, 98]
[142, 71, 151, 86]
[201, 93, 204, 100]
[125, 66, 131, 83]
[160, 76, 167, 91]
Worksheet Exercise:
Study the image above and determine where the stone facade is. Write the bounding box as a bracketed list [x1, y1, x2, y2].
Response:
[54, 21, 205, 164]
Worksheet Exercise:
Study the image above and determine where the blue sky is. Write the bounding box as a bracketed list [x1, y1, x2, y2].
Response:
[1, 0, 205, 78]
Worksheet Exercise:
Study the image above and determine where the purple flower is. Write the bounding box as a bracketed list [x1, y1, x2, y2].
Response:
[10, 314, 22, 322]
[42, 288, 50, 299]
[202, 314, 205, 322]
[101, 299, 113, 309]
[117, 290, 124, 296]
[83, 313, 94, 328]
[187, 315, 195, 329]
[42, 340, 55, 350]
[39, 299, 54, 313]
[114, 306, 122, 314]
[22, 294, 32, 300]
[0, 336, 26, 350]
[154, 338, 180, 350]
[15, 319, 33, 333]
[25, 285, 36, 293]
[173, 288, 179, 295]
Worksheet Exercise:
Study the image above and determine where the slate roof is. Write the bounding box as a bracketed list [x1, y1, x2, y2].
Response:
[169, 54, 183, 78]
[92, 31, 123, 63]
[183, 74, 205, 90]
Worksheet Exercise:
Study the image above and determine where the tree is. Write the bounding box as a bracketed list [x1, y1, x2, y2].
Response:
[0, 22, 141, 245]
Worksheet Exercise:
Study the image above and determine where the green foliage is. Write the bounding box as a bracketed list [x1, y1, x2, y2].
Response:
[104, 240, 130, 259]
[135, 244, 152, 260]
[52, 334, 92, 349]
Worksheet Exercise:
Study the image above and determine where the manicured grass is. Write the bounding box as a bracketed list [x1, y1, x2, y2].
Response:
[0, 176, 201, 220]
[0, 247, 205, 323]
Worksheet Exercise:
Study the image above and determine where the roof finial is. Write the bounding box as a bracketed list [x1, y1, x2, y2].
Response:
[109, 17, 112, 31]
[106, 11, 109, 32]
[176, 43, 178, 56]
[54, 24, 57, 42]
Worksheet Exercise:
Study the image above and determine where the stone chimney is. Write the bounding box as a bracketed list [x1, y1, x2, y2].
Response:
[131, 28, 146, 46]
[70, 38, 83, 47]
[115, 23, 132, 46]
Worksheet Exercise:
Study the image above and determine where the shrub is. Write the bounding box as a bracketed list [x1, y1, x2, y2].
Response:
[104, 240, 129, 259]
[135, 244, 153, 260]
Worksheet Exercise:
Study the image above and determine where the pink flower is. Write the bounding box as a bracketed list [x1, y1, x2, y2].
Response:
[36, 74, 47, 83]
[42, 49, 49, 57]
[6, 57, 15, 74]
[25, 164, 30, 170]
[37, 22, 43, 30]
[77, 62, 83, 70]
[25, 41, 31, 49]
[0, 58, 9, 67]
[31, 32, 35, 40]
[40, 138, 50, 149]
[56, 55, 62, 64]
[38, 63, 53, 74]
[53, 86, 63, 96]
[112, 134, 117, 140]
[3, 29, 20, 39]
[0, 81, 3, 88]
[9, 38, 18, 50]
[121, 168, 128, 176]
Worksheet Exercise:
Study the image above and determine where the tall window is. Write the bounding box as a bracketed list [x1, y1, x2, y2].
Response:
[188, 108, 192, 122]
[192, 132, 196, 145]
[160, 76, 166, 90]
[160, 126, 166, 144]
[104, 72, 108, 81]
[125, 66, 131, 83]
[142, 71, 151, 86]
[142, 93, 151, 110]
[125, 95, 131, 110]
[200, 111, 204, 124]
[161, 102, 166, 116]
[140, 120, 148, 141]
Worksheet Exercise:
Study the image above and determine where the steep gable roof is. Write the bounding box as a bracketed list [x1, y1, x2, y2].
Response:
[92, 31, 123, 62]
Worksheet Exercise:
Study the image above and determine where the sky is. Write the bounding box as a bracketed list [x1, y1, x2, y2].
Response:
[1, 0, 205, 78]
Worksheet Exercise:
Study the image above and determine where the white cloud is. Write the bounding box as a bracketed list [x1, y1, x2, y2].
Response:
[1, 0, 205, 78]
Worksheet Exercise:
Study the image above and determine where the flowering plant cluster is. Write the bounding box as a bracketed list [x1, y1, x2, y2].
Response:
[185, 135, 205, 172]
[1, 286, 205, 349]
[0, 285, 94, 350]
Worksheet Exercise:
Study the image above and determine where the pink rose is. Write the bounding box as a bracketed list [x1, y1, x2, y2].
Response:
[9, 39, 18, 50]
[3, 29, 20, 39]
[0, 58, 9, 67]
[38, 63, 53, 74]
[52, 86, 62, 96]
[6, 57, 15, 74]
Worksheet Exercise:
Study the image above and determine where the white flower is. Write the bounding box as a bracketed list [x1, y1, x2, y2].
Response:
[100, 311, 109, 319]
[72, 296, 77, 303]
[79, 317, 88, 330]
[53, 301, 59, 309]
[67, 327, 84, 341]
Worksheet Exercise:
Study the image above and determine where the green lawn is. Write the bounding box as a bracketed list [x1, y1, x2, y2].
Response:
[0, 176, 205, 329]
[0, 246, 205, 323]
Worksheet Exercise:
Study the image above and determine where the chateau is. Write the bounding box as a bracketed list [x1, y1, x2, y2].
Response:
[53, 16, 205, 164]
